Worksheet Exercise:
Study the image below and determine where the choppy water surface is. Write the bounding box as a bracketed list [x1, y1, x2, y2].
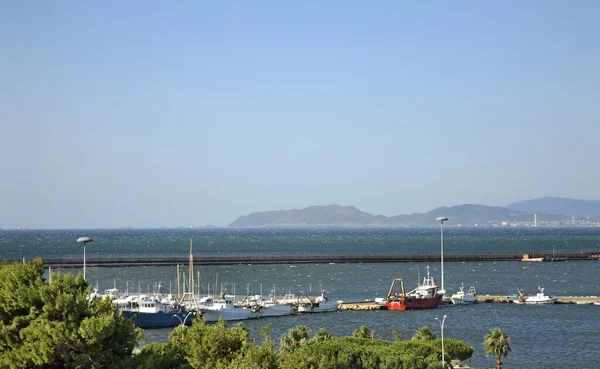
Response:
[4, 227, 600, 368]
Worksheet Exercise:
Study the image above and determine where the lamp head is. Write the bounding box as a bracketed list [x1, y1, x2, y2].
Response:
[436, 217, 448, 222]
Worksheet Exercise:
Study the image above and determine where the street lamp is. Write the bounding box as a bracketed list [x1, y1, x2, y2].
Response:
[436, 217, 448, 294]
[173, 311, 195, 327]
[173, 312, 195, 339]
[76, 237, 93, 280]
[435, 314, 447, 368]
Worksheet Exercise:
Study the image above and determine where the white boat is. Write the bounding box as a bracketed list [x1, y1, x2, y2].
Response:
[296, 290, 338, 313]
[593, 302, 600, 306]
[450, 284, 477, 305]
[515, 287, 558, 305]
[576, 301, 593, 305]
[199, 295, 251, 322]
[237, 293, 293, 318]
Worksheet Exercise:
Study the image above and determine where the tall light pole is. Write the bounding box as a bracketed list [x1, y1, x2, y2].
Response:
[436, 217, 448, 294]
[173, 312, 195, 339]
[435, 314, 447, 368]
[76, 237, 93, 280]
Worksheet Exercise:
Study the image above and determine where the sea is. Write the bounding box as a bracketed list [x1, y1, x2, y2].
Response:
[2, 227, 600, 369]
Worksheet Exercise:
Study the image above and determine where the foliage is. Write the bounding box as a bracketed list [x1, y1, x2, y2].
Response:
[278, 335, 473, 369]
[391, 325, 403, 341]
[483, 328, 511, 369]
[0, 258, 141, 369]
[312, 328, 333, 343]
[411, 326, 437, 341]
[279, 325, 311, 353]
[131, 342, 190, 369]
[353, 325, 375, 340]
[170, 318, 278, 369]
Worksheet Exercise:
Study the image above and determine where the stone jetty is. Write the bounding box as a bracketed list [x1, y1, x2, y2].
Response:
[338, 296, 600, 310]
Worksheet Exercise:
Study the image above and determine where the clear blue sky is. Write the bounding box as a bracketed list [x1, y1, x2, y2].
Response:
[1, 1, 599, 228]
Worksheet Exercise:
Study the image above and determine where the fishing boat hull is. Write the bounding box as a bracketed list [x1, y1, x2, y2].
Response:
[201, 308, 251, 322]
[259, 304, 293, 317]
[386, 294, 443, 311]
[297, 301, 338, 313]
[123, 310, 198, 329]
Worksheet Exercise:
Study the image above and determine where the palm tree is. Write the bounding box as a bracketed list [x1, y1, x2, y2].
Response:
[352, 325, 375, 340]
[411, 326, 437, 341]
[483, 328, 511, 369]
[280, 325, 311, 352]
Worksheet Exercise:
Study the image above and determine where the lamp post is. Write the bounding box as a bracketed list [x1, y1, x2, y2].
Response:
[436, 217, 448, 294]
[173, 312, 195, 339]
[435, 314, 447, 368]
[76, 237, 93, 280]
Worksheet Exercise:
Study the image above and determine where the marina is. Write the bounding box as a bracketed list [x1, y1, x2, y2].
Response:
[4, 227, 600, 368]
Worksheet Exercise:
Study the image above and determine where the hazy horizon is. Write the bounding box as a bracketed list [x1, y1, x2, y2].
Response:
[2, 2, 599, 229]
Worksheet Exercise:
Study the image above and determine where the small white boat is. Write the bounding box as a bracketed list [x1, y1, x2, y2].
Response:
[239, 294, 293, 318]
[575, 301, 593, 305]
[297, 290, 338, 313]
[593, 302, 600, 306]
[516, 287, 558, 305]
[450, 284, 477, 305]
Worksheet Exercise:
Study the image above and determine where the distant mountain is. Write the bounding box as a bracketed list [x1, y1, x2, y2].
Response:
[229, 205, 393, 228]
[228, 203, 565, 228]
[506, 197, 600, 219]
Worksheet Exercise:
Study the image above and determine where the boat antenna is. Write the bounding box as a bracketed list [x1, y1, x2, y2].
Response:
[417, 265, 420, 286]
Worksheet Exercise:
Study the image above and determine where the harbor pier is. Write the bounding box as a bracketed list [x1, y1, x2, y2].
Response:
[19, 248, 600, 268]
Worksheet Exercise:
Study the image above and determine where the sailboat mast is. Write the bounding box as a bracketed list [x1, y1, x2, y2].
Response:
[189, 239, 194, 295]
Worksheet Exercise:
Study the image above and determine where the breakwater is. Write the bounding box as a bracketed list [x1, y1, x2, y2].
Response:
[23, 248, 600, 268]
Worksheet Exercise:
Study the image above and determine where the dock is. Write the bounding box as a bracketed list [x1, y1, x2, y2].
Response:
[337, 296, 600, 310]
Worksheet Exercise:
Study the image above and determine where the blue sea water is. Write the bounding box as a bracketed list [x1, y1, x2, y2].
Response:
[2, 227, 600, 368]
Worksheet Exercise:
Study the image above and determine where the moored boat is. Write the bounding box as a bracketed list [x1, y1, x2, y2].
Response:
[296, 290, 338, 313]
[119, 295, 198, 328]
[199, 294, 251, 322]
[451, 284, 477, 305]
[386, 266, 443, 311]
[514, 287, 558, 305]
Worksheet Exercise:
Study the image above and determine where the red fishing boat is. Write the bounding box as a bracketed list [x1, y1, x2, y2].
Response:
[386, 266, 443, 310]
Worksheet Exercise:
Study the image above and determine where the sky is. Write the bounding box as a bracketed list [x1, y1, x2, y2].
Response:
[1, 1, 599, 229]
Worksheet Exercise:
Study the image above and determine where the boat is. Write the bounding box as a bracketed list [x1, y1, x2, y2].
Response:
[450, 284, 477, 305]
[118, 295, 198, 328]
[521, 254, 544, 262]
[386, 266, 443, 310]
[237, 292, 293, 318]
[199, 294, 251, 322]
[296, 290, 338, 313]
[593, 302, 600, 306]
[575, 301, 593, 305]
[514, 287, 558, 305]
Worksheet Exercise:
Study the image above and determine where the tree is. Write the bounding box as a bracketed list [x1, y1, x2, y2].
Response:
[352, 325, 375, 340]
[483, 328, 511, 369]
[311, 328, 333, 343]
[411, 326, 437, 341]
[173, 318, 253, 368]
[391, 326, 403, 341]
[0, 259, 141, 369]
[279, 325, 311, 353]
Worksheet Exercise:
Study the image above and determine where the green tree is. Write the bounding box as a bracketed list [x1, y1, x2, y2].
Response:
[391, 325, 403, 341]
[0, 259, 141, 369]
[172, 318, 253, 368]
[279, 325, 311, 353]
[411, 326, 437, 341]
[352, 325, 375, 340]
[483, 328, 511, 369]
[311, 328, 333, 343]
